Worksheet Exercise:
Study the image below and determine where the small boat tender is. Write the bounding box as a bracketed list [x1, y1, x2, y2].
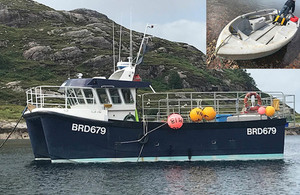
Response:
[216, 9, 299, 60]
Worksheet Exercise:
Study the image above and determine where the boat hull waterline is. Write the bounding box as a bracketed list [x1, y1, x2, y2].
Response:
[24, 111, 286, 163]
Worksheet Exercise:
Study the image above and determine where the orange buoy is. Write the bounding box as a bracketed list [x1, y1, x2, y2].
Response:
[265, 106, 275, 117]
[189, 107, 203, 122]
[167, 113, 183, 129]
[202, 107, 216, 121]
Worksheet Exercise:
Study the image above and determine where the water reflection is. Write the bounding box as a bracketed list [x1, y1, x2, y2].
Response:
[2, 137, 300, 194]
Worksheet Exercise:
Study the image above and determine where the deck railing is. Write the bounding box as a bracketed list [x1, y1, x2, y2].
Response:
[141, 91, 296, 127]
[26, 88, 296, 127]
[26, 86, 97, 109]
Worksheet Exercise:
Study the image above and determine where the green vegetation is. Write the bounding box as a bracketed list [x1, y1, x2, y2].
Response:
[0, 0, 53, 12]
[0, 53, 12, 70]
[0, 0, 259, 121]
[168, 71, 182, 89]
[0, 105, 25, 120]
[295, 114, 300, 123]
[223, 69, 256, 88]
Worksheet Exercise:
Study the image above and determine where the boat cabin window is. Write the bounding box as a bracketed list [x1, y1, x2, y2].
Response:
[96, 88, 110, 104]
[67, 88, 84, 105]
[74, 89, 85, 104]
[109, 88, 121, 104]
[121, 89, 134, 104]
[83, 89, 95, 104]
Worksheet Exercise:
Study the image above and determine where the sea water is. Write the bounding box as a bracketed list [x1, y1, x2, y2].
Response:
[1, 136, 300, 194]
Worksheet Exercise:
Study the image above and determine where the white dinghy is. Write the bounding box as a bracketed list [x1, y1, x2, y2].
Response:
[216, 9, 299, 60]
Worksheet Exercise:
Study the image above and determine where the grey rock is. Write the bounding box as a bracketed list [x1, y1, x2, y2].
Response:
[23, 46, 52, 61]
[0, 8, 17, 24]
[182, 44, 194, 49]
[138, 65, 166, 79]
[62, 11, 86, 24]
[53, 46, 83, 62]
[182, 80, 191, 88]
[5, 81, 24, 92]
[83, 55, 112, 67]
[62, 29, 93, 38]
[47, 28, 64, 35]
[71, 9, 108, 20]
[81, 36, 111, 49]
[0, 40, 8, 47]
[89, 27, 109, 36]
[0, 3, 7, 10]
[41, 10, 65, 22]
[86, 23, 111, 32]
[0, 8, 40, 27]
[178, 71, 187, 79]
[157, 47, 167, 53]
[25, 41, 39, 48]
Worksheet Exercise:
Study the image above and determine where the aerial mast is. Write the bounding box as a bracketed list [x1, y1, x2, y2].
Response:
[129, 11, 133, 64]
[118, 17, 122, 62]
[135, 24, 154, 65]
[112, 22, 116, 71]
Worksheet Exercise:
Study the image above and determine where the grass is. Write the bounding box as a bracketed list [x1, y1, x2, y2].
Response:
[295, 114, 300, 123]
[0, 104, 26, 120]
[0, 0, 259, 122]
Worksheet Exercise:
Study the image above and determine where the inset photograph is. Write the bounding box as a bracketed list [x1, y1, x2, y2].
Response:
[207, 0, 300, 68]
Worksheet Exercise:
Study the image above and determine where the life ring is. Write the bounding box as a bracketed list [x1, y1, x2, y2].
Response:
[244, 92, 262, 111]
[124, 113, 136, 121]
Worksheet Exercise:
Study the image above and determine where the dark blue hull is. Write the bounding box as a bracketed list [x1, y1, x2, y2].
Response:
[25, 115, 50, 160]
[24, 111, 286, 163]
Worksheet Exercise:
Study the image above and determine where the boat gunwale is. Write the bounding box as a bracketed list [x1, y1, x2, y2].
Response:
[23, 109, 287, 131]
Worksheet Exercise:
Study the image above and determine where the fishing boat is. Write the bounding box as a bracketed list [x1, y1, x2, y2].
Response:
[215, 9, 299, 60]
[23, 25, 295, 163]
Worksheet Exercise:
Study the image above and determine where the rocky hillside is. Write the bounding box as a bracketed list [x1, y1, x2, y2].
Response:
[0, 0, 257, 107]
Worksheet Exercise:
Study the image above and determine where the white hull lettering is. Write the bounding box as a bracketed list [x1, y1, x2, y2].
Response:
[247, 127, 277, 135]
[72, 123, 106, 135]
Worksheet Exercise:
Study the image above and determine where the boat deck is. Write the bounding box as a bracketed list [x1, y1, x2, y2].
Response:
[249, 24, 282, 45]
[141, 91, 295, 125]
[248, 23, 272, 42]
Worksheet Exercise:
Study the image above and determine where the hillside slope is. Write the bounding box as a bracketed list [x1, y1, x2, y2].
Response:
[0, 0, 257, 107]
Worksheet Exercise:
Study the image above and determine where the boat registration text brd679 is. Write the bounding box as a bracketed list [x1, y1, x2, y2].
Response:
[247, 127, 277, 136]
[71, 123, 106, 135]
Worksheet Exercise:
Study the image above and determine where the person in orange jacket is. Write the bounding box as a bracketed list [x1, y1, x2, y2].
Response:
[274, 0, 296, 25]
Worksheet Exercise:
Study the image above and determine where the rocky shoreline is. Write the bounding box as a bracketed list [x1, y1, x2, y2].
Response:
[0, 121, 29, 139]
[1, 121, 300, 140]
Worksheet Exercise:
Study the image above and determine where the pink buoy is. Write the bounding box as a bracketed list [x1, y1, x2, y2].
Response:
[167, 113, 183, 129]
[258, 106, 266, 115]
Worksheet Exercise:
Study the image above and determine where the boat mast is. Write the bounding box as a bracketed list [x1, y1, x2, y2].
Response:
[129, 11, 133, 65]
[112, 22, 116, 71]
[135, 24, 153, 65]
[118, 17, 123, 63]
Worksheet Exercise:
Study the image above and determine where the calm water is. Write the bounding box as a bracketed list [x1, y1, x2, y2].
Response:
[1, 136, 300, 194]
[207, 0, 300, 68]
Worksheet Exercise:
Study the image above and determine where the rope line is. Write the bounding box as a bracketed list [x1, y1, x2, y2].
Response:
[214, 33, 233, 56]
[116, 122, 167, 145]
[137, 144, 145, 162]
[0, 106, 27, 149]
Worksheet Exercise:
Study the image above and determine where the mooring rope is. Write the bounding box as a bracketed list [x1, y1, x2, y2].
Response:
[137, 144, 145, 162]
[0, 106, 27, 149]
[214, 33, 233, 56]
[116, 122, 167, 145]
